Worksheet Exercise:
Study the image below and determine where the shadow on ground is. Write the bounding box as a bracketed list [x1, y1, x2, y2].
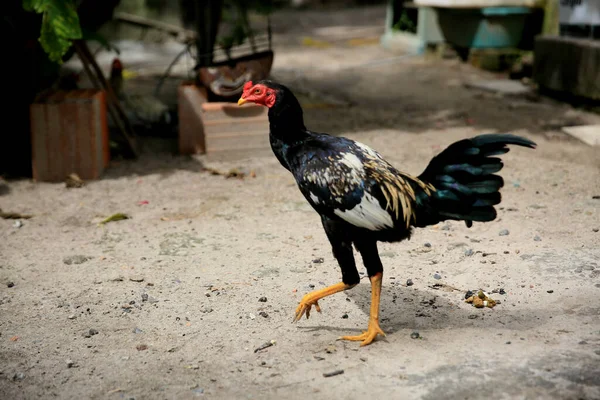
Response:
[297, 283, 554, 338]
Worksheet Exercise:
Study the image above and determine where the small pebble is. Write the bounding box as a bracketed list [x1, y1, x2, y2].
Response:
[89, 328, 99, 336]
[547, 290, 554, 294]
[499, 288, 506, 295]
[593, 228, 599, 233]
[533, 236, 541, 242]
[468, 314, 478, 319]
[133, 328, 143, 334]
[406, 279, 414, 286]
[410, 331, 420, 339]
[191, 387, 204, 395]
[136, 344, 148, 351]
[424, 242, 432, 248]
[259, 311, 268, 318]
[312, 258, 324, 264]
[433, 273, 441, 280]
[499, 229, 510, 236]
[7, 282, 14, 288]
[141, 293, 149, 302]
[13, 220, 23, 228]
[68, 314, 76, 320]
[258, 297, 267, 302]
[464, 249, 474, 257]
[66, 359, 75, 368]
[129, 276, 144, 283]
[506, 341, 511, 345]
[323, 369, 344, 378]
[341, 314, 348, 319]
[12, 372, 25, 381]
[63, 255, 91, 265]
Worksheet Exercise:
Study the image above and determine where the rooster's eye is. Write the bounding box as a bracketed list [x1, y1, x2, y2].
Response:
[254, 89, 260, 94]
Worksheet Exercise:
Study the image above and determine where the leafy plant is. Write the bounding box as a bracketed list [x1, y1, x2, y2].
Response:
[392, 10, 416, 34]
[22, 0, 83, 63]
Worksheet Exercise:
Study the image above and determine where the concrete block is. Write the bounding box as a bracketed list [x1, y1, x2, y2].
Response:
[533, 35, 600, 100]
[561, 125, 600, 146]
[465, 78, 531, 95]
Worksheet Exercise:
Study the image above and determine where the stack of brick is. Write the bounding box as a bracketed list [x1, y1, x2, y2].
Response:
[178, 83, 270, 156]
[30, 89, 109, 182]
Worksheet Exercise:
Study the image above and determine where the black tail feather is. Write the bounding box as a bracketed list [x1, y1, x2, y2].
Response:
[416, 133, 536, 227]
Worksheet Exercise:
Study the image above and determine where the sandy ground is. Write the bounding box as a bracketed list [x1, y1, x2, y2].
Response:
[2, 5, 600, 400]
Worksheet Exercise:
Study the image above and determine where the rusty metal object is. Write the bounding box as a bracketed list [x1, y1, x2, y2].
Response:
[197, 50, 274, 99]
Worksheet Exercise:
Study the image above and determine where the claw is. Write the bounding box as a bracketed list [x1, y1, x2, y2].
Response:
[293, 297, 321, 323]
[291, 282, 352, 323]
[339, 322, 386, 346]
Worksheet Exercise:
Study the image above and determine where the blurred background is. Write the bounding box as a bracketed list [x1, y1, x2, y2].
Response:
[1, 0, 598, 182]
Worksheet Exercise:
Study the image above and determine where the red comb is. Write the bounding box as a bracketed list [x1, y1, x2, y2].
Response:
[112, 58, 123, 69]
[243, 81, 253, 91]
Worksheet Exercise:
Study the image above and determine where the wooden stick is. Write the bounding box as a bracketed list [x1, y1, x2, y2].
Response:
[113, 11, 196, 41]
[73, 40, 138, 157]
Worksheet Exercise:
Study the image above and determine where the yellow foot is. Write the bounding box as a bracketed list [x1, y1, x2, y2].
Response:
[292, 282, 352, 323]
[293, 294, 322, 322]
[339, 322, 386, 346]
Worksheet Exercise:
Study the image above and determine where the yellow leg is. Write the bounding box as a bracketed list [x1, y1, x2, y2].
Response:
[340, 272, 385, 346]
[293, 282, 354, 322]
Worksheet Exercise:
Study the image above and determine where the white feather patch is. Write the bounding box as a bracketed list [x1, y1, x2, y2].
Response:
[354, 141, 381, 159]
[309, 192, 320, 204]
[339, 153, 363, 170]
[333, 192, 393, 231]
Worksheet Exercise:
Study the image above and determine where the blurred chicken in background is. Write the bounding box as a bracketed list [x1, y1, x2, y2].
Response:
[109, 57, 173, 133]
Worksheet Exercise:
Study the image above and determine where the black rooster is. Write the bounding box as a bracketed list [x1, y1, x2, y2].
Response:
[238, 80, 536, 346]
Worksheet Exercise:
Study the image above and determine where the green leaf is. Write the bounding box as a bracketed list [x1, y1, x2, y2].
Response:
[22, 0, 82, 63]
[82, 28, 120, 54]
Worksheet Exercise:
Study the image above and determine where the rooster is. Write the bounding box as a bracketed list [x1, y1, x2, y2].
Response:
[109, 58, 172, 131]
[238, 80, 536, 346]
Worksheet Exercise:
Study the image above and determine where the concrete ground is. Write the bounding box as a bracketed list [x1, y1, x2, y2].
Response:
[1, 5, 600, 400]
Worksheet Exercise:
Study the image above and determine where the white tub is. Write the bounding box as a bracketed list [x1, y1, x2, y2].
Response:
[413, 0, 545, 8]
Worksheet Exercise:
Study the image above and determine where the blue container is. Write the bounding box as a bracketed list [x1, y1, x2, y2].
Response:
[435, 6, 534, 48]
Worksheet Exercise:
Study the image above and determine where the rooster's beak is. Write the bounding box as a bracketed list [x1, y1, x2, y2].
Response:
[237, 97, 247, 106]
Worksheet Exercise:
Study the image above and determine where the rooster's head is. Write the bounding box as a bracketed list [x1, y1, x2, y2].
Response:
[237, 80, 278, 108]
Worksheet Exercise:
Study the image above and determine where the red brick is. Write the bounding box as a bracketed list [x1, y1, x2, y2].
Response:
[178, 83, 207, 155]
[30, 90, 108, 182]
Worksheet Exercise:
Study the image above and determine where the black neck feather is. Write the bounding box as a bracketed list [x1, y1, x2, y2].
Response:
[260, 80, 309, 143]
